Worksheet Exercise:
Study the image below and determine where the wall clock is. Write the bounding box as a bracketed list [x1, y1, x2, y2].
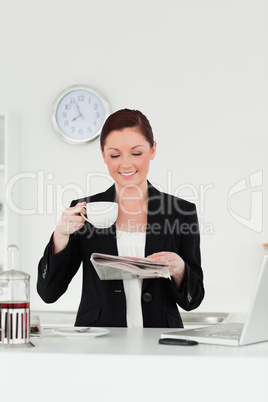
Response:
[52, 85, 110, 144]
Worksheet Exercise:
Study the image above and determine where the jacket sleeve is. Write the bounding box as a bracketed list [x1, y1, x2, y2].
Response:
[169, 203, 205, 311]
[37, 232, 82, 303]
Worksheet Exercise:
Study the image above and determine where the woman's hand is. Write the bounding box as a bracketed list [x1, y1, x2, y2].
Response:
[147, 251, 186, 289]
[53, 202, 87, 253]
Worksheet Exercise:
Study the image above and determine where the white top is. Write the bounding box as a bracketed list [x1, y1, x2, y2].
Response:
[116, 230, 146, 328]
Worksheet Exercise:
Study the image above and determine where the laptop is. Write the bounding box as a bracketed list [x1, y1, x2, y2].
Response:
[161, 255, 268, 346]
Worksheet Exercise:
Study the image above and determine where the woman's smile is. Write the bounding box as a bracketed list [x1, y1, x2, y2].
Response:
[120, 171, 137, 178]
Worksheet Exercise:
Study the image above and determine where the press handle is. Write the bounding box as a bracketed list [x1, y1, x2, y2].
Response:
[7, 244, 19, 270]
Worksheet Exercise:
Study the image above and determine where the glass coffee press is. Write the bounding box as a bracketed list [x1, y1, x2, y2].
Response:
[0, 245, 33, 347]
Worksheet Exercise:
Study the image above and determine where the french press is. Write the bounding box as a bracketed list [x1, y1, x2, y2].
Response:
[0, 245, 32, 346]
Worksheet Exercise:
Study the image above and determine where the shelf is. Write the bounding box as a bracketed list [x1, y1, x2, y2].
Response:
[0, 112, 20, 270]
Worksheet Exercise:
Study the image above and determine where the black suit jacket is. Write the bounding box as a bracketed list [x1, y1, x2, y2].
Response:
[37, 182, 204, 328]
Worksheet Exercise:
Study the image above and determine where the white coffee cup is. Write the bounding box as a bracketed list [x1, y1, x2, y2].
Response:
[80, 201, 118, 228]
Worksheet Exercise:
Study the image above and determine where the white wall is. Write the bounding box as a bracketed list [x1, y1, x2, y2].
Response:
[0, 0, 267, 314]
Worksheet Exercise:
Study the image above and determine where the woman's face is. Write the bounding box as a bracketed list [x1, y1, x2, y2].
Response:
[101, 128, 156, 191]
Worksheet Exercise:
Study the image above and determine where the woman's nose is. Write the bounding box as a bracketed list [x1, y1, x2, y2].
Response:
[120, 154, 133, 168]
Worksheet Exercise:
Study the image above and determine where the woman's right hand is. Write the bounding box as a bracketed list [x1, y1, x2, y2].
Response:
[53, 202, 87, 253]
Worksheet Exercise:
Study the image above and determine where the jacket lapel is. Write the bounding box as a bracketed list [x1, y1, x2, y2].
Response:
[145, 182, 167, 256]
[95, 184, 118, 256]
[143, 182, 168, 291]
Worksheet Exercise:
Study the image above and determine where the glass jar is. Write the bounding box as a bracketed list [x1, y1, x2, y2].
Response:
[0, 269, 31, 346]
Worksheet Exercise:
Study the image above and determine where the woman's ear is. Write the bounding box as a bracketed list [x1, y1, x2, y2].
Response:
[100, 147, 107, 164]
[150, 141, 157, 160]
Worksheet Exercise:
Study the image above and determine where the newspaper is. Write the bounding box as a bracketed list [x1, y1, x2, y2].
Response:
[90, 253, 170, 280]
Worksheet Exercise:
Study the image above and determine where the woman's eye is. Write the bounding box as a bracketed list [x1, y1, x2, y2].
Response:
[110, 153, 141, 158]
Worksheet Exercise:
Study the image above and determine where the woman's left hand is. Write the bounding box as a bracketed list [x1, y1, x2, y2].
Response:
[146, 251, 185, 288]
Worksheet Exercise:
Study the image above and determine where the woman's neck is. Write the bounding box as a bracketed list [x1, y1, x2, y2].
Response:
[115, 181, 149, 229]
[115, 181, 148, 205]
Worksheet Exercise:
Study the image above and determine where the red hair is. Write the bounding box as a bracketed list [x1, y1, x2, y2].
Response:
[100, 109, 154, 150]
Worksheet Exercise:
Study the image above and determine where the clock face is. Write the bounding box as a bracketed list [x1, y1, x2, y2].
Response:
[52, 86, 110, 144]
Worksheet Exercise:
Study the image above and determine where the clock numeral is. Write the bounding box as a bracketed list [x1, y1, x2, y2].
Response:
[64, 120, 69, 127]
[78, 129, 83, 135]
[71, 127, 75, 133]
[65, 104, 71, 110]
[95, 112, 100, 119]
[93, 120, 97, 126]
[70, 98, 76, 104]
[93, 103, 98, 110]
[62, 112, 67, 118]
[78, 95, 85, 102]
[88, 97, 91, 104]
[87, 127, 92, 133]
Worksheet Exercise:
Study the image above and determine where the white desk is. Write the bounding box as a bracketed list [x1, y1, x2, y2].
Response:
[1, 321, 268, 402]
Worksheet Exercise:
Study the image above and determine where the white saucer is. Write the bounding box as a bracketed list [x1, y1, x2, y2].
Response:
[53, 327, 110, 338]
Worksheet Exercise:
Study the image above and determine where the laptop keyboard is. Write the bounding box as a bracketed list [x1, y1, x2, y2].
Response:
[194, 324, 243, 340]
[205, 329, 242, 339]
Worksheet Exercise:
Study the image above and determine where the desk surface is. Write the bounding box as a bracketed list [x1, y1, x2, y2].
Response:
[1, 315, 268, 402]
[2, 326, 268, 357]
[1, 308, 268, 357]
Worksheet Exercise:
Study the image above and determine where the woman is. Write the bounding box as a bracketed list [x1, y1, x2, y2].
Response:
[37, 109, 204, 328]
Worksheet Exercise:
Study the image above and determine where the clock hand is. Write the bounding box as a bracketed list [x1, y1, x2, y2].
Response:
[71, 115, 81, 121]
[70, 102, 84, 121]
[75, 103, 84, 119]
